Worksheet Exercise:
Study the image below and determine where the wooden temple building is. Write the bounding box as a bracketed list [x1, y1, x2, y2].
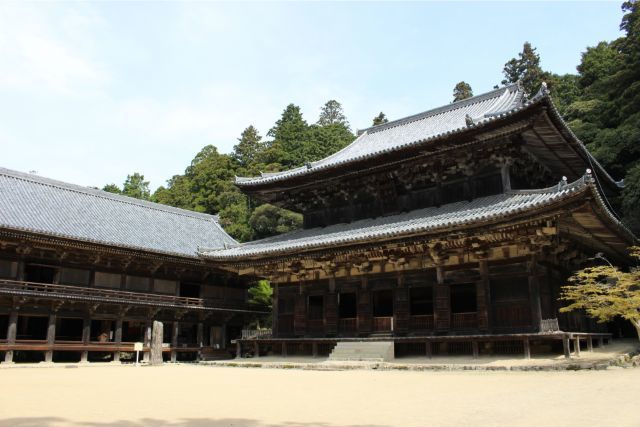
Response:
[203, 83, 636, 359]
[0, 168, 262, 364]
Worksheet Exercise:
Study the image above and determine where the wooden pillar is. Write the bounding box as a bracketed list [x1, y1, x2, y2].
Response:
[501, 164, 511, 191]
[4, 311, 18, 363]
[434, 266, 450, 331]
[294, 283, 307, 337]
[281, 341, 287, 357]
[528, 255, 542, 332]
[197, 322, 204, 347]
[171, 321, 179, 362]
[325, 279, 338, 336]
[272, 283, 279, 338]
[574, 336, 581, 357]
[235, 340, 241, 359]
[254, 341, 259, 357]
[562, 335, 571, 359]
[472, 341, 479, 359]
[587, 336, 594, 352]
[220, 322, 227, 349]
[425, 341, 432, 359]
[477, 260, 490, 331]
[45, 313, 56, 363]
[598, 337, 605, 348]
[312, 342, 318, 358]
[523, 338, 531, 360]
[357, 278, 372, 335]
[80, 317, 91, 363]
[394, 274, 409, 335]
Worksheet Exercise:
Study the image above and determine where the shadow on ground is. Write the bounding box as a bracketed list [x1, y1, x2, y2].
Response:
[0, 418, 390, 427]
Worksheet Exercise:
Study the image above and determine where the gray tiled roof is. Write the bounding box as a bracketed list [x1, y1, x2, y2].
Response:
[201, 178, 595, 261]
[0, 167, 238, 258]
[236, 84, 524, 186]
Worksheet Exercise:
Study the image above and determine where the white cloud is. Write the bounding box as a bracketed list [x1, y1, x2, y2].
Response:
[0, 3, 108, 96]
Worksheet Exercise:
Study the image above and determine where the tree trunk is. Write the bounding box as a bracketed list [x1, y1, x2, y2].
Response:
[633, 319, 640, 343]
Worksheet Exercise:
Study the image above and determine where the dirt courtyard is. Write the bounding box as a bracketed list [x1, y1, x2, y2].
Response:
[0, 364, 638, 427]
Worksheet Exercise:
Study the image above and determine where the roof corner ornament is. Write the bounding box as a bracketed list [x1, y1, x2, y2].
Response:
[465, 114, 474, 127]
[585, 168, 594, 184]
[305, 162, 312, 170]
[557, 176, 568, 191]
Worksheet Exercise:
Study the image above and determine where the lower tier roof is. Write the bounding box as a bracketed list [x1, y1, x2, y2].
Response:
[200, 175, 635, 262]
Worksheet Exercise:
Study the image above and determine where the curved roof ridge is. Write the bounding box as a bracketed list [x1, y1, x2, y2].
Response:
[0, 167, 222, 223]
[360, 83, 521, 135]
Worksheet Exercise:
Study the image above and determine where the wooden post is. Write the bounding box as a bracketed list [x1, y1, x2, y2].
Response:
[272, 284, 279, 338]
[587, 336, 594, 352]
[425, 341, 432, 359]
[394, 274, 409, 334]
[357, 278, 372, 335]
[472, 341, 479, 359]
[528, 255, 542, 332]
[81, 317, 91, 363]
[598, 337, 605, 348]
[281, 341, 287, 357]
[477, 260, 490, 331]
[574, 336, 581, 357]
[171, 321, 179, 362]
[45, 313, 56, 363]
[113, 318, 123, 362]
[4, 311, 18, 363]
[235, 340, 241, 359]
[254, 341, 259, 357]
[312, 342, 318, 358]
[562, 336, 571, 359]
[434, 266, 450, 332]
[523, 338, 531, 360]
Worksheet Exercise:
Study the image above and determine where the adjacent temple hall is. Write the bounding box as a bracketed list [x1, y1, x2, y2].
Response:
[203, 83, 636, 359]
[0, 169, 260, 363]
[0, 83, 636, 364]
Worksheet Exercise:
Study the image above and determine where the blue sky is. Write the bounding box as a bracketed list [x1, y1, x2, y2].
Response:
[0, 1, 625, 191]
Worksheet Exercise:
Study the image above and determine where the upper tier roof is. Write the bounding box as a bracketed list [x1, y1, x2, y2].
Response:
[203, 175, 635, 261]
[0, 167, 238, 258]
[236, 84, 524, 187]
[235, 83, 619, 191]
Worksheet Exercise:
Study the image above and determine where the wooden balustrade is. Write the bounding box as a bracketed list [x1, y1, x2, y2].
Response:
[451, 312, 477, 329]
[409, 315, 434, 330]
[0, 279, 250, 311]
[373, 316, 393, 332]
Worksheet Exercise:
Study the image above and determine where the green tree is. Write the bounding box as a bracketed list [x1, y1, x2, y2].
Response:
[121, 173, 150, 200]
[318, 100, 349, 127]
[560, 247, 640, 341]
[247, 279, 273, 328]
[372, 112, 388, 126]
[502, 42, 547, 96]
[249, 204, 303, 240]
[453, 81, 473, 102]
[267, 104, 310, 168]
[232, 125, 264, 167]
[562, 1, 640, 231]
[102, 183, 121, 194]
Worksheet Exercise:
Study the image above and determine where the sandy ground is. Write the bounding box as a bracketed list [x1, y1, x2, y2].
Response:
[0, 364, 639, 427]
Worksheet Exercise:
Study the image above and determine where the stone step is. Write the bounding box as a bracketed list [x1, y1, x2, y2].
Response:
[329, 341, 394, 362]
